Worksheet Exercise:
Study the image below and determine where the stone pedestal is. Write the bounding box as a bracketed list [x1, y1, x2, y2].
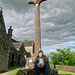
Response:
[51, 69, 58, 75]
[17, 68, 58, 75]
[17, 69, 37, 75]
[25, 57, 36, 69]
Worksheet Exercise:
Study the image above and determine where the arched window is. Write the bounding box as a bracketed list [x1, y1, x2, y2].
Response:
[0, 40, 4, 54]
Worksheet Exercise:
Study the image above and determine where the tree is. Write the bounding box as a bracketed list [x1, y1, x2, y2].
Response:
[20, 39, 29, 42]
[50, 48, 75, 66]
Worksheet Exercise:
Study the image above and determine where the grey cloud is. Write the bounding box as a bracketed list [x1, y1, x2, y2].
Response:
[0, 0, 75, 48]
[0, 0, 34, 13]
[41, 0, 75, 46]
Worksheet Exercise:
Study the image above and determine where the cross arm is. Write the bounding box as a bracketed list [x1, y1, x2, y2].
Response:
[28, 0, 47, 4]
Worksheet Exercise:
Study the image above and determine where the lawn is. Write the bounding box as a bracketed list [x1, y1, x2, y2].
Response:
[58, 70, 75, 75]
[8, 67, 25, 75]
[8, 67, 75, 75]
[0, 67, 75, 75]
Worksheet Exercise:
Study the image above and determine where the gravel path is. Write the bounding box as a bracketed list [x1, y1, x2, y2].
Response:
[0, 72, 8, 75]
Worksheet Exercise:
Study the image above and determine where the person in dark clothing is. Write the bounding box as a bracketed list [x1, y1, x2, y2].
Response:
[34, 50, 49, 75]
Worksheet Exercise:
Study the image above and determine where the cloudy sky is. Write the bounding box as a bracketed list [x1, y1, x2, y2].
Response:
[0, 0, 75, 54]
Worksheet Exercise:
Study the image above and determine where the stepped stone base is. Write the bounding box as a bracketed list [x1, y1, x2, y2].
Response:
[17, 69, 37, 75]
[17, 68, 58, 75]
[51, 69, 58, 75]
[25, 57, 36, 69]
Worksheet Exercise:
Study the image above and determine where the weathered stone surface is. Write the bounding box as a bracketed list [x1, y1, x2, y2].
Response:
[8, 40, 34, 67]
[17, 69, 37, 75]
[51, 69, 58, 75]
[50, 65, 75, 73]
[25, 0, 47, 69]
[0, 7, 8, 72]
[28, 0, 47, 54]
[25, 57, 36, 69]
[17, 69, 47, 75]
[0, 7, 12, 72]
[17, 69, 58, 75]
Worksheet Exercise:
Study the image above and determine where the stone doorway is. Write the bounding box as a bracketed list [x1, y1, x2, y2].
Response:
[17, 54, 21, 65]
[10, 54, 14, 66]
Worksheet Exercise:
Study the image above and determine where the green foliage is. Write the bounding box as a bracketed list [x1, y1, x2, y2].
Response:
[8, 67, 25, 70]
[20, 39, 29, 42]
[50, 48, 75, 66]
[46, 55, 53, 64]
[49, 61, 53, 64]
[46, 55, 50, 59]
[48, 69, 52, 75]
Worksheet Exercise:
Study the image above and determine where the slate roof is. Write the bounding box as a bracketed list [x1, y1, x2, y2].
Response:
[11, 39, 22, 51]
[11, 39, 34, 51]
[23, 40, 34, 47]
[12, 42, 22, 49]
[11, 39, 19, 43]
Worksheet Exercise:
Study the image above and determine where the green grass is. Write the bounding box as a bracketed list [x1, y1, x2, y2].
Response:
[58, 70, 75, 75]
[0, 67, 75, 75]
[8, 67, 25, 70]
[8, 67, 25, 75]
[8, 67, 75, 75]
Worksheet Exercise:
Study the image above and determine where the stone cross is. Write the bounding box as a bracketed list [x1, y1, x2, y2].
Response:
[28, 0, 47, 54]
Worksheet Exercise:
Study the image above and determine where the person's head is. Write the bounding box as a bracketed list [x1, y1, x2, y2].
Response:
[38, 50, 43, 57]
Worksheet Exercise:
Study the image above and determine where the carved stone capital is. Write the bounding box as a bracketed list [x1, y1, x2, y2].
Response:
[28, 0, 47, 5]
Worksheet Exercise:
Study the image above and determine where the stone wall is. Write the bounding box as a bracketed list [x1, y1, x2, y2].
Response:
[50, 65, 75, 73]
[25, 46, 33, 53]
[0, 54, 8, 72]
[0, 8, 8, 72]
[8, 49, 20, 67]
[0, 8, 12, 72]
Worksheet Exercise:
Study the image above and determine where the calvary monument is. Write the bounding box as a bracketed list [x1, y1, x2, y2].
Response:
[28, 0, 47, 54]
[25, 0, 47, 69]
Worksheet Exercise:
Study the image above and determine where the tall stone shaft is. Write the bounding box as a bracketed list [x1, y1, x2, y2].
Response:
[28, 0, 46, 54]
[34, 3, 41, 53]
